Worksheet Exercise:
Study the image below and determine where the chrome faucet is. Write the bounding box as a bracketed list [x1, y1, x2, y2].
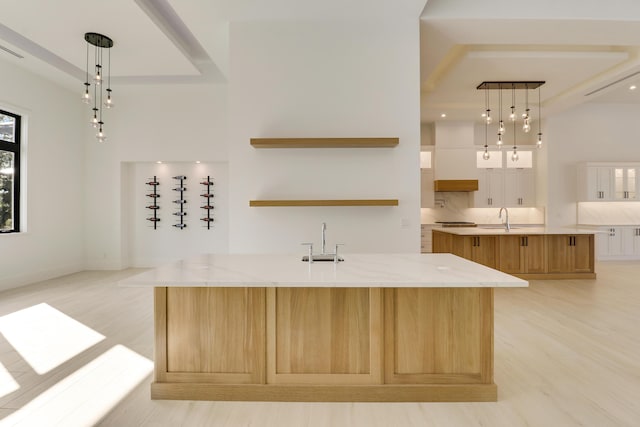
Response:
[499, 207, 510, 231]
[321, 222, 327, 254]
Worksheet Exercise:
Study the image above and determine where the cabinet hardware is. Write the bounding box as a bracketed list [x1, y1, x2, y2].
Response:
[525, 236, 528, 246]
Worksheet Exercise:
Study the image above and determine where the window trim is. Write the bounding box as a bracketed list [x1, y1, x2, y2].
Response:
[0, 109, 21, 233]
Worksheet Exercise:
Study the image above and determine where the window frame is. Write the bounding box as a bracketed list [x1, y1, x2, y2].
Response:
[0, 109, 21, 233]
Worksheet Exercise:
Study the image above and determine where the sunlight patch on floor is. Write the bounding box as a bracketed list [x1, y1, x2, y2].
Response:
[0, 303, 105, 375]
[0, 345, 153, 427]
[0, 362, 19, 399]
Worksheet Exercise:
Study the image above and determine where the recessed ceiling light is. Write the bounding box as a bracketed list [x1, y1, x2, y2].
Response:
[630, 85, 637, 91]
[481, 113, 486, 117]
[441, 113, 447, 118]
[156, 161, 162, 164]
[195, 160, 201, 164]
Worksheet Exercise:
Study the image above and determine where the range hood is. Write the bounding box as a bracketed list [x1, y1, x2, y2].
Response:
[433, 180, 478, 192]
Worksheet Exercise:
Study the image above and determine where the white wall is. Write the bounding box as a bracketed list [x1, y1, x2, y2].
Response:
[84, 84, 228, 269]
[125, 162, 228, 267]
[546, 103, 640, 227]
[228, 20, 421, 254]
[0, 59, 85, 291]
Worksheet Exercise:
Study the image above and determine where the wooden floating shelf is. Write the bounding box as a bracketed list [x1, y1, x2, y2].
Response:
[249, 199, 399, 207]
[250, 138, 399, 148]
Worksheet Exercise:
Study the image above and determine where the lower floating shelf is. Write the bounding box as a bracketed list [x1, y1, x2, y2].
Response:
[249, 199, 399, 207]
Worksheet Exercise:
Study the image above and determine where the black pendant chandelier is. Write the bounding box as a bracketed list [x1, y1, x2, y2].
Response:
[81, 32, 114, 142]
[477, 81, 545, 161]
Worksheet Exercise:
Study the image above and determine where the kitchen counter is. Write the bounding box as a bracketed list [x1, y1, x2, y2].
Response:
[119, 253, 527, 288]
[434, 226, 597, 236]
[121, 253, 526, 403]
[433, 228, 596, 280]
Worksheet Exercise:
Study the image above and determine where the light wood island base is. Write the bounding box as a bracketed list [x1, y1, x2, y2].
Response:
[152, 286, 496, 402]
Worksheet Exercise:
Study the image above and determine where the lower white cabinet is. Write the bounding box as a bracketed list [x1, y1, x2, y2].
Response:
[596, 226, 640, 260]
[420, 224, 433, 253]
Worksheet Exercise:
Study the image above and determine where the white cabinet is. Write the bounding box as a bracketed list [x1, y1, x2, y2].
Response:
[420, 224, 433, 253]
[613, 167, 638, 200]
[504, 169, 536, 207]
[585, 167, 613, 201]
[596, 226, 640, 260]
[577, 163, 640, 201]
[420, 168, 434, 208]
[475, 169, 504, 207]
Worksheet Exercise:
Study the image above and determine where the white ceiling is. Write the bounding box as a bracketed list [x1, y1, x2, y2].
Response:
[2, 0, 640, 125]
[421, 0, 640, 123]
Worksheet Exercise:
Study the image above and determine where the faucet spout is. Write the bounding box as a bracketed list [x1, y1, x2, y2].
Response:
[321, 222, 327, 254]
[499, 207, 511, 231]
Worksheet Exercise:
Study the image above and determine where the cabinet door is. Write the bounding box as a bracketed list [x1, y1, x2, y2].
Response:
[470, 236, 497, 269]
[547, 235, 572, 273]
[613, 167, 638, 200]
[573, 235, 594, 273]
[524, 235, 546, 273]
[475, 169, 504, 207]
[632, 228, 640, 256]
[432, 230, 452, 253]
[498, 235, 522, 273]
[586, 167, 613, 200]
[504, 169, 535, 207]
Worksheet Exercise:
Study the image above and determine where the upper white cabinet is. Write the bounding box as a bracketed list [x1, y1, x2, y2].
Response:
[475, 168, 504, 207]
[578, 163, 640, 201]
[504, 169, 536, 207]
[475, 150, 535, 208]
[420, 148, 434, 208]
[613, 167, 638, 200]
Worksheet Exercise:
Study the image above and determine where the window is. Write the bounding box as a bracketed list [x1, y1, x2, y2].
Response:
[0, 110, 21, 233]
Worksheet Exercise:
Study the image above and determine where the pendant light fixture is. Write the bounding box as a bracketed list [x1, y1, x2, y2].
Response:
[497, 88, 504, 148]
[522, 84, 531, 133]
[81, 32, 114, 143]
[483, 86, 490, 159]
[537, 87, 543, 148]
[476, 81, 545, 155]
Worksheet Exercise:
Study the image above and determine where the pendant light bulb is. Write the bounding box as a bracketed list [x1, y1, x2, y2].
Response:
[499, 120, 505, 134]
[511, 150, 519, 162]
[96, 122, 107, 142]
[94, 64, 102, 86]
[483, 150, 490, 160]
[485, 109, 492, 124]
[537, 133, 543, 148]
[497, 133, 503, 148]
[104, 89, 114, 109]
[523, 116, 531, 133]
[90, 108, 99, 128]
[81, 83, 91, 104]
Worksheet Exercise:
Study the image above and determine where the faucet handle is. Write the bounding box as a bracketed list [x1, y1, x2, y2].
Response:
[301, 243, 314, 263]
[334, 243, 344, 263]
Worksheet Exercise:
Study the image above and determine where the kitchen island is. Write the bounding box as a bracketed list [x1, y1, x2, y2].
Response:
[120, 253, 526, 402]
[433, 227, 596, 279]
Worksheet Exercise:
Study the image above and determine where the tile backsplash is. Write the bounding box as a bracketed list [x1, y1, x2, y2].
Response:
[422, 192, 544, 225]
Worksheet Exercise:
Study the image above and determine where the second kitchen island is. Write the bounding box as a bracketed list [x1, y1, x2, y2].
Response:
[120, 253, 526, 402]
[433, 227, 596, 279]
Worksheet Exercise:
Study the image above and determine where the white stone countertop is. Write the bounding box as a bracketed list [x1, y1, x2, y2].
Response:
[433, 226, 597, 236]
[118, 253, 527, 288]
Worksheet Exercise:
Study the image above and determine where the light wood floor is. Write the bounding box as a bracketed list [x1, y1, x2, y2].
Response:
[0, 262, 638, 426]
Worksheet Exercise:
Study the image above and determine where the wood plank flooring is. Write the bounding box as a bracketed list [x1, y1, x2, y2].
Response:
[0, 262, 638, 426]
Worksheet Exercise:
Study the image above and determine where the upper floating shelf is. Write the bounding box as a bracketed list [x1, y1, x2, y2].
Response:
[249, 199, 399, 207]
[250, 138, 399, 148]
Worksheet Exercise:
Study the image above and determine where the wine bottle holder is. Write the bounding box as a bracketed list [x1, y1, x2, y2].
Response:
[173, 175, 187, 229]
[145, 175, 160, 229]
[200, 176, 214, 229]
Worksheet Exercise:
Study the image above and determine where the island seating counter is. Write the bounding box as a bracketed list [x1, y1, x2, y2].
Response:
[119, 253, 527, 402]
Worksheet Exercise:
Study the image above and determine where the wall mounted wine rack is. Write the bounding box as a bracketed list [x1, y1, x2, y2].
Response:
[200, 176, 214, 229]
[145, 175, 160, 229]
[173, 175, 187, 229]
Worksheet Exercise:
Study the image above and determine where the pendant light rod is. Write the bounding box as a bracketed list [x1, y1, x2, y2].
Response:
[477, 81, 545, 90]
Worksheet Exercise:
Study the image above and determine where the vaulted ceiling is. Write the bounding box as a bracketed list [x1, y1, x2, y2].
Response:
[2, 0, 640, 125]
